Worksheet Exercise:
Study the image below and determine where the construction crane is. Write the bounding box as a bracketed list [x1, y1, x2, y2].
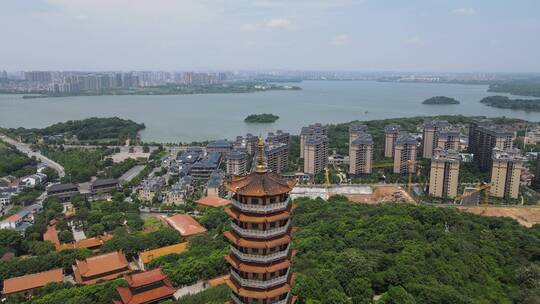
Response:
[371, 160, 423, 194]
[454, 183, 491, 205]
[324, 166, 331, 189]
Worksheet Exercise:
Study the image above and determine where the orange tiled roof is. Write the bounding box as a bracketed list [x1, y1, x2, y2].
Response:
[72, 251, 130, 285]
[139, 243, 188, 265]
[43, 224, 60, 247]
[116, 268, 175, 304]
[225, 254, 291, 273]
[226, 172, 296, 197]
[196, 196, 231, 208]
[58, 234, 113, 251]
[2, 268, 63, 295]
[224, 230, 292, 249]
[162, 214, 207, 237]
[225, 274, 295, 299]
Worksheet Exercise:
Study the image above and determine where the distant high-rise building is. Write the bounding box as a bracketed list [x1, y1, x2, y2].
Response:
[490, 148, 524, 199]
[266, 130, 290, 146]
[24, 71, 52, 83]
[0, 70, 7, 79]
[469, 122, 514, 171]
[422, 120, 451, 159]
[265, 143, 289, 174]
[303, 135, 329, 175]
[349, 133, 373, 175]
[226, 151, 248, 176]
[300, 123, 327, 159]
[393, 133, 417, 174]
[429, 148, 460, 199]
[234, 134, 259, 155]
[384, 124, 401, 158]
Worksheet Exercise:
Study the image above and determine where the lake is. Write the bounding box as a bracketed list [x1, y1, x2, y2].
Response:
[0, 80, 538, 143]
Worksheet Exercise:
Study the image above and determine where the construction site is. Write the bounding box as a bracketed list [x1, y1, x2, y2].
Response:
[290, 184, 415, 204]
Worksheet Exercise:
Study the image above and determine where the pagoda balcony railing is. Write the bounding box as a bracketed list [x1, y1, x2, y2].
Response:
[230, 244, 290, 263]
[230, 268, 290, 290]
[231, 292, 290, 304]
[231, 221, 290, 239]
[231, 197, 290, 214]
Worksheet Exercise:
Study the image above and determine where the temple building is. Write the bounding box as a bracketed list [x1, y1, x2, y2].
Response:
[72, 251, 131, 285]
[114, 268, 176, 304]
[224, 138, 297, 304]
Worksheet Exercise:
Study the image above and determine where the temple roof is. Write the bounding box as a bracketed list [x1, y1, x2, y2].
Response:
[225, 273, 296, 299]
[3, 268, 63, 295]
[225, 254, 292, 273]
[226, 173, 295, 197]
[224, 230, 292, 249]
[225, 206, 292, 223]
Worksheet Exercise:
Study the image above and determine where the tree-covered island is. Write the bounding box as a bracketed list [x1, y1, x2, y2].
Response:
[480, 95, 540, 111]
[244, 113, 280, 123]
[422, 96, 460, 105]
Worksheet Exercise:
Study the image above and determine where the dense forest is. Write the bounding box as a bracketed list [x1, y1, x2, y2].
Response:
[488, 79, 540, 97]
[0, 141, 37, 177]
[244, 113, 280, 123]
[422, 96, 460, 105]
[2, 117, 145, 144]
[480, 95, 540, 111]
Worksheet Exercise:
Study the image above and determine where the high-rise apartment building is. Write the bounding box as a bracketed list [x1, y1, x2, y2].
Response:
[393, 133, 417, 174]
[349, 133, 373, 175]
[226, 151, 248, 176]
[300, 123, 327, 159]
[24, 71, 52, 83]
[349, 123, 369, 146]
[422, 120, 451, 159]
[267, 130, 290, 146]
[384, 124, 401, 158]
[469, 123, 514, 171]
[436, 126, 460, 152]
[468, 119, 494, 155]
[490, 148, 524, 199]
[303, 135, 329, 175]
[429, 148, 460, 198]
[265, 143, 289, 174]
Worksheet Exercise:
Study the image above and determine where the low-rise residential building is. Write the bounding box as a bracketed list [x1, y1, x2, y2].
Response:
[0, 204, 42, 231]
[114, 268, 176, 304]
[47, 183, 80, 202]
[191, 152, 221, 179]
[226, 151, 248, 176]
[137, 177, 166, 202]
[384, 124, 401, 158]
[19, 173, 47, 188]
[163, 176, 193, 205]
[2, 268, 64, 299]
[57, 234, 113, 252]
[207, 170, 226, 197]
[429, 148, 460, 199]
[490, 148, 525, 199]
[72, 251, 132, 285]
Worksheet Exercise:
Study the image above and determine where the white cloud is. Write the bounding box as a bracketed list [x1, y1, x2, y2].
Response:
[406, 36, 421, 44]
[451, 8, 476, 15]
[241, 17, 295, 31]
[330, 34, 350, 46]
[265, 18, 296, 29]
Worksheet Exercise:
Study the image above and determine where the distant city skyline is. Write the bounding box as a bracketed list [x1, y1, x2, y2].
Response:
[1, 0, 539, 72]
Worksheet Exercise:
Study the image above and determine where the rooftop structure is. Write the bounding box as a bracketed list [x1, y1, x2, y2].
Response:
[91, 178, 120, 197]
[162, 214, 207, 237]
[266, 130, 290, 146]
[47, 183, 80, 202]
[2, 268, 63, 298]
[207, 139, 234, 155]
[114, 268, 176, 304]
[207, 170, 226, 197]
[227, 150, 249, 176]
[196, 196, 231, 208]
[57, 234, 113, 252]
[72, 251, 131, 285]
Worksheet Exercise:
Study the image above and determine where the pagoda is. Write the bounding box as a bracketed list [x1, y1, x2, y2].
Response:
[224, 138, 297, 304]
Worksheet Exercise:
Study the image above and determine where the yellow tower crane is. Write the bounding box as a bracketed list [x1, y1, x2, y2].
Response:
[454, 183, 491, 205]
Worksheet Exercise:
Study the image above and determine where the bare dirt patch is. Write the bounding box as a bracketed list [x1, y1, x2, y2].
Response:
[457, 206, 540, 228]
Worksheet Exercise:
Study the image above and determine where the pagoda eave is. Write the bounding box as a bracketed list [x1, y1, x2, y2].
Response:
[225, 272, 297, 300]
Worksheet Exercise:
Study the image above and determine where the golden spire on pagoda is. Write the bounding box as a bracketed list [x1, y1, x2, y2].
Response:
[255, 137, 267, 173]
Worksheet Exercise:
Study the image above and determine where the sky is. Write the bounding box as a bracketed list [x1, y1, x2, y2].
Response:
[1, 0, 539, 72]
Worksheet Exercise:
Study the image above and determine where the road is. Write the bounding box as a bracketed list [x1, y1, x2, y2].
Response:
[0, 134, 65, 178]
[119, 165, 146, 182]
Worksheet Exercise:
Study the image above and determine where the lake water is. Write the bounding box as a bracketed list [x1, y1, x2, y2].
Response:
[0, 80, 538, 143]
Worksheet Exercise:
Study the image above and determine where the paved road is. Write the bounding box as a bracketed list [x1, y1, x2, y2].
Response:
[0, 134, 65, 178]
[119, 165, 146, 182]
